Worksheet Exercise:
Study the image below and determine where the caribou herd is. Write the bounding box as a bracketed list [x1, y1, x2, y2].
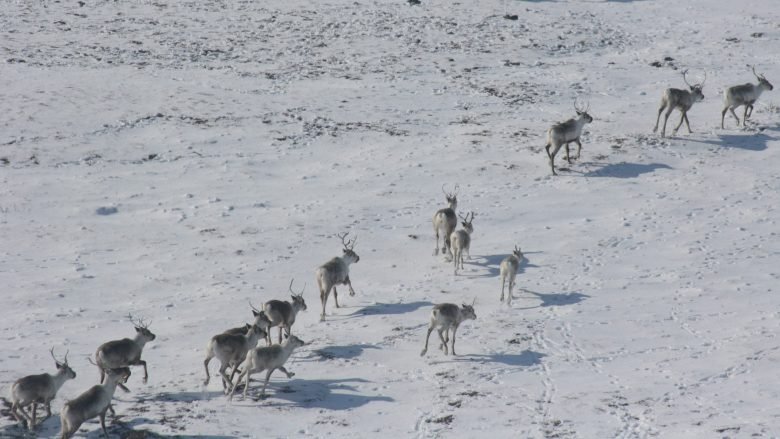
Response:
[6, 64, 775, 437]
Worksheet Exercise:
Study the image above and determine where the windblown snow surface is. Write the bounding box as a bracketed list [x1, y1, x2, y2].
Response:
[2, 0, 780, 437]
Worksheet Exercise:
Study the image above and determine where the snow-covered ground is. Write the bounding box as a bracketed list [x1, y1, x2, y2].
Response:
[2, 0, 780, 437]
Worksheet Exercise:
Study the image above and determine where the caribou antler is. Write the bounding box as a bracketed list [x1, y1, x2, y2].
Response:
[128, 314, 150, 329]
[288, 278, 306, 296]
[441, 184, 460, 198]
[458, 211, 474, 223]
[337, 232, 350, 248]
[50, 347, 64, 366]
[248, 300, 262, 314]
[574, 97, 590, 114]
[683, 69, 706, 88]
[752, 65, 765, 80]
[337, 232, 356, 250]
[682, 69, 692, 87]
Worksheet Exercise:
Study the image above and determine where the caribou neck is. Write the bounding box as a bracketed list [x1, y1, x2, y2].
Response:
[133, 333, 150, 347]
[51, 368, 71, 390]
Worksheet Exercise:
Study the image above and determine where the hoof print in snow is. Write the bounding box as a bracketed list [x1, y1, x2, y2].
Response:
[96, 206, 118, 216]
[504, 14, 519, 20]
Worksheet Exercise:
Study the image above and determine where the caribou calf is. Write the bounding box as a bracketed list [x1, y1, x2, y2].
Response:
[500, 246, 524, 304]
[653, 69, 706, 137]
[59, 367, 130, 439]
[420, 302, 477, 356]
[204, 324, 265, 392]
[229, 335, 306, 400]
[10, 348, 76, 431]
[722, 65, 774, 128]
[94, 316, 156, 384]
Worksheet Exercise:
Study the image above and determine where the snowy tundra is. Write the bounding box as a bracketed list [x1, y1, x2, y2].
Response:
[1, 0, 780, 437]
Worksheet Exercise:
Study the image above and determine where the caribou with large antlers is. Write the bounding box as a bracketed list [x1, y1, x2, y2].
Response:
[722, 65, 774, 128]
[653, 69, 706, 137]
[544, 99, 593, 176]
[433, 184, 459, 257]
[10, 348, 76, 431]
[94, 315, 156, 385]
[315, 232, 360, 320]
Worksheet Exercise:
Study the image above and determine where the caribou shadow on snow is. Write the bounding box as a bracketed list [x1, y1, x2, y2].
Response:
[517, 289, 590, 308]
[693, 133, 775, 151]
[463, 253, 539, 279]
[314, 344, 380, 361]
[351, 301, 433, 316]
[451, 350, 546, 367]
[583, 162, 672, 178]
[251, 378, 393, 410]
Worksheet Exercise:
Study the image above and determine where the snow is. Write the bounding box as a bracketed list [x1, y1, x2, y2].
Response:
[2, 0, 780, 437]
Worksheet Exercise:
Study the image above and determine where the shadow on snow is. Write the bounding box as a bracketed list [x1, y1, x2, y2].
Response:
[235, 377, 393, 411]
[691, 132, 776, 151]
[451, 350, 546, 367]
[512, 289, 590, 309]
[461, 252, 541, 279]
[582, 162, 672, 178]
[312, 344, 380, 361]
[350, 301, 433, 317]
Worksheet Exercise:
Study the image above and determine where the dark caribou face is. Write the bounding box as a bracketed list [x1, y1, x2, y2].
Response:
[343, 248, 360, 262]
[690, 85, 705, 101]
[759, 77, 774, 90]
[576, 110, 594, 123]
[135, 326, 156, 341]
[292, 294, 307, 311]
[56, 362, 77, 379]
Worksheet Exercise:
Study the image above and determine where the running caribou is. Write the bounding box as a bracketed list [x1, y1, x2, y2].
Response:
[315, 233, 359, 320]
[10, 348, 76, 431]
[264, 279, 308, 342]
[59, 367, 131, 439]
[94, 315, 156, 385]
